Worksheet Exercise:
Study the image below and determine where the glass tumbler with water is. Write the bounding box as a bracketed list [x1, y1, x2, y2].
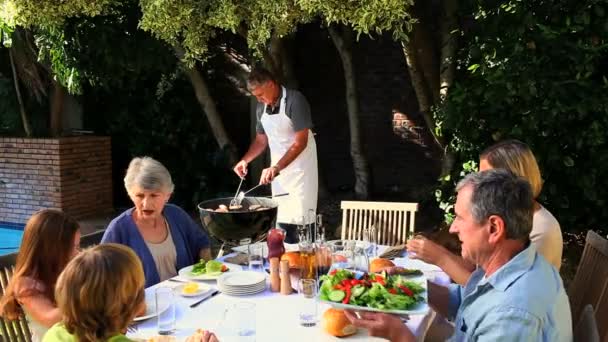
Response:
[155, 287, 175, 335]
[297, 278, 318, 327]
[223, 302, 256, 338]
[248, 243, 265, 272]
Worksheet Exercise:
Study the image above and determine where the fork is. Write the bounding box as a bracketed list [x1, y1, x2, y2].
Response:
[127, 324, 139, 334]
[230, 177, 246, 207]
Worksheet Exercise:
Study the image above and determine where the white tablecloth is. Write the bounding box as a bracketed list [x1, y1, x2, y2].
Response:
[129, 247, 450, 342]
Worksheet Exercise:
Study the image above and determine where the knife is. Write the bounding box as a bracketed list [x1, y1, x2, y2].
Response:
[190, 289, 220, 308]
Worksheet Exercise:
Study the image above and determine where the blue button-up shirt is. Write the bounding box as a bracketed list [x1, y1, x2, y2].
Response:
[447, 245, 572, 341]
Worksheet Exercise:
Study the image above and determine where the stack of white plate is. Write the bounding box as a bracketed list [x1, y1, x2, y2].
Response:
[217, 271, 266, 296]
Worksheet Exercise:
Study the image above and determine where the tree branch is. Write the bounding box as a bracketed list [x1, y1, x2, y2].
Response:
[10, 48, 32, 137]
[439, 0, 458, 102]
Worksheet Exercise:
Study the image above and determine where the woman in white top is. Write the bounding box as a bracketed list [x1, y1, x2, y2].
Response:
[0, 209, 81, 341]
[407, 140, 563, 285]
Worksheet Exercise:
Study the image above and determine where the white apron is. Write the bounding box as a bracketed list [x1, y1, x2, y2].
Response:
[260, 87, 318, 225]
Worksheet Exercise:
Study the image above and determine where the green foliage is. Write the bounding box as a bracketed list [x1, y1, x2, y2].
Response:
[139, 0, 312, 64]
[437, 0, 608, 234]
[1, 0, 113, 27]
[297, 0, 415, 40]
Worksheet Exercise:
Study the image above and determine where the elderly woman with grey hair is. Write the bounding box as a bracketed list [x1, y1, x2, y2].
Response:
[102, 157, 211, 287]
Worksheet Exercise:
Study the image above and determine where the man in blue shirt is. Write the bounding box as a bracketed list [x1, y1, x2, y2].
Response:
[345, 170, 572, 341]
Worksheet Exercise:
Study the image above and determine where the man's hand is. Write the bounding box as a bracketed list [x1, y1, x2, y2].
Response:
[233, 160, 248, 178]
[344, 310, 414, 342]
[259, 165, 280, 184]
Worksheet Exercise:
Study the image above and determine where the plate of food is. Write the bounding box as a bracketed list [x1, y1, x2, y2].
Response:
[133, 289, 171, 322]
[178, 260, 239, 280]
[318, 268, 428, 315]
[174, 282, 212, 297]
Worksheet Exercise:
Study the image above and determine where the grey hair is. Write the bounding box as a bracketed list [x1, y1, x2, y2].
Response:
[456, 169, 534, 241]
[246, 67, 276, 90]
[124, 157, 174, 194]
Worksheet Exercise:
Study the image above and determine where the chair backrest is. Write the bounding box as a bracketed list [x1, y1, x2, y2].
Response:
[574, 304, 600, 342]
[340, 201, 418, 246]
[0, 252, 32, 342]
[80, 230, 105, 249]
[569, 230, 608, 341]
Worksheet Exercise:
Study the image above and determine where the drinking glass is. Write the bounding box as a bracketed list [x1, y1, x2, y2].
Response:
[155, 287, 175, 335]
[297, 278, 318, 327]
[248, 243, 265, 272]
[329, 240, 369, 272]
[329, 240, 355, 271]
[223, 302, 256, 338]
[363, 226, 377, 258]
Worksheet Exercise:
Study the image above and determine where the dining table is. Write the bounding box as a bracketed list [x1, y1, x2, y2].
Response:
[128, 244, 450, 342]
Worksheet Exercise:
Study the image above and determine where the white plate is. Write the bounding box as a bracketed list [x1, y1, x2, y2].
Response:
[133, 290, 171, 322]
[317, 275, 429, 316]
[174, 283, 212, 297]
[178, 262, 242, 280]
[218, 271, 266, 287]
[220, 286, 266, 296]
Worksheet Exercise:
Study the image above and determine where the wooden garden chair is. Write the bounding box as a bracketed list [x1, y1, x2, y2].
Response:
[574, 304, 600, 342]
[569, 230, 608, 341]
[340, 201, 418, 246]
[80, 230, 105, 249]
[0, 252, 32, 342]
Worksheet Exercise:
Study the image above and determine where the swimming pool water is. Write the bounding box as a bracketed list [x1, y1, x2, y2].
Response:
[0, 227, 23, 255]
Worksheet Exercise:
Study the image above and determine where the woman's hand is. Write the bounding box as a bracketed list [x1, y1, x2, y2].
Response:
[406, 236, 449, 266]
[344, 310, 414, 342]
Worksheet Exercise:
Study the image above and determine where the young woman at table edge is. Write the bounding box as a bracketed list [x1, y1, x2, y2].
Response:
[407, 139, 563, 285]
[0, 209, 81, 342]
[102, 157, 212, 287]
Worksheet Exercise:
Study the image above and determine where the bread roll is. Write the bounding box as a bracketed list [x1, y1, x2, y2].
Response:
[369, 258, 395, 273]
[322, 308, 357, 337]
[280, 251, 301, 269]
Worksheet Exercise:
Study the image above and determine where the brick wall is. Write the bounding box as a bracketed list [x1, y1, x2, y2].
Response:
[0, 136, 113, 224]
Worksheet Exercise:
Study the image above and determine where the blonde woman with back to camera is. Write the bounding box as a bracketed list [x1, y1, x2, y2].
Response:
[102, 157, 212, 287]
[407, 140, 563, 285]
[0, 209, 81, 341]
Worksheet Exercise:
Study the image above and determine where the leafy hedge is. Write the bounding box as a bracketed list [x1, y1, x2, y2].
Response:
[437, 0, 608, 235]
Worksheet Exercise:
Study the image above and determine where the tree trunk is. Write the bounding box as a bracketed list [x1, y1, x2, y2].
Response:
[402, 40, 442, 149]
[49, 79, 66, 136]
[439, 0, 458, 102]
[412, 1, 440, 105]
[328, 25, 371, 199]
[184, 64, 239, 167]
[9, 49, 32, 137]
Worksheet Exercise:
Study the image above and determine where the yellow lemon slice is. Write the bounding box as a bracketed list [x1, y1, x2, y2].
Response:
[182, 282, 199, 294]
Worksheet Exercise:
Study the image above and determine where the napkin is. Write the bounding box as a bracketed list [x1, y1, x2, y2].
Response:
[223, 252, 249, 266]
[379, 244, 407, 259]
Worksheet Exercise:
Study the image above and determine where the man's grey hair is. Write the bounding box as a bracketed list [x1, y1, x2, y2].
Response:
[246, 67, 276, 90]
[124, 157, 174, 194]
[456, 169, 533, 241]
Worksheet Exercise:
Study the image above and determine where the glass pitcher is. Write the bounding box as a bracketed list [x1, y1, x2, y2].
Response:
[328, 240, 369, 273]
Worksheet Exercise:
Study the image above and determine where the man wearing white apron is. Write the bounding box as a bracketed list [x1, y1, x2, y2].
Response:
[234, 68, 318, 243]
